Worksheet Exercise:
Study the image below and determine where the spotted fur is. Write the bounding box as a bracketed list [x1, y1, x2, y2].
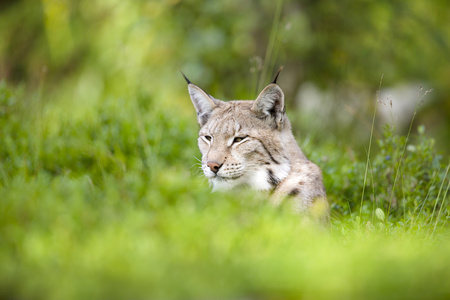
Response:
[186, 74, 329, 220]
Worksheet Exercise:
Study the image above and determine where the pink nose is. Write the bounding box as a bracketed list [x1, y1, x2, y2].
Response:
[207, 161, 222, 173]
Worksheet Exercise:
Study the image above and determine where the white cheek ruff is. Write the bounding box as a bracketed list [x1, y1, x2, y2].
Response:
[247, 169, 273, 190]
[246, 162, 289, 191]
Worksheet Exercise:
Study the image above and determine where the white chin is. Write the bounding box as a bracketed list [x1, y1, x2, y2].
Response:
[210, 177, 243, 191]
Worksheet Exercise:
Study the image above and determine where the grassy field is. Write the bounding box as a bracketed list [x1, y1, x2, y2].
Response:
[0, 78, 449, 300]
[1, 1, 450, 299]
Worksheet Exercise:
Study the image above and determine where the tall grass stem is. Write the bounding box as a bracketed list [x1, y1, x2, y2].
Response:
[360, 74, 383, 219]
[257, 0, 284, 92]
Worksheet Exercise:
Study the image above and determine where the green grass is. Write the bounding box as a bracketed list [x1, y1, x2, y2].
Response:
[1, 81, 449, 300]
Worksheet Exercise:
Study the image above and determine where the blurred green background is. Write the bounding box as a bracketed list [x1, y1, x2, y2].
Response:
[1, 1, 450, 299]
[1, 0, 450, 151]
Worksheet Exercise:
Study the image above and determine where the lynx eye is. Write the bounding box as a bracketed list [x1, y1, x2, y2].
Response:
[204, 135, 212, 141]
[233, 136, 247, 144]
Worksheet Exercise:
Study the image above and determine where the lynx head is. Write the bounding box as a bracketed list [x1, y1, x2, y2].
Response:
[184, 70, 293, 191]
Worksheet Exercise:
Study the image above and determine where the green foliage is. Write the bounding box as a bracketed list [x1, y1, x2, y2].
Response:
[0, 81, 198, 181]
[370, 125, 447, 221]
[321, 124, 449, 228]
[1, 1, 450, 298]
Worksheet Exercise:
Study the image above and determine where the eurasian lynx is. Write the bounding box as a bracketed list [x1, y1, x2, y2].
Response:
[184, 70, 329, 221]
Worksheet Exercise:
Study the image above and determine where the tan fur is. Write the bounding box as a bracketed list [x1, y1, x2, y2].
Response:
[186, 77, 329, 221]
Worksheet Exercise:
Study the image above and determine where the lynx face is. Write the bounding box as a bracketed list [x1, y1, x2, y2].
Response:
[197, 100, 291, 191]
[184, 71, 328, 217]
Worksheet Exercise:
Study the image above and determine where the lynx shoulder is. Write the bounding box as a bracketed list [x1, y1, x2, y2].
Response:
[184, 71, 328, 220]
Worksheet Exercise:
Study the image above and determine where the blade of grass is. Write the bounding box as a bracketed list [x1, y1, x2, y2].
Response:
[360, 74, 384, 219]
[32, 65, 47, 175]
[257, 0, 284, 93]
[368, 158, 377, 224]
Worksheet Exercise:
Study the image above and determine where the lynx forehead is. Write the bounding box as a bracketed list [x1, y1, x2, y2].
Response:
[184, 70, 328, 219]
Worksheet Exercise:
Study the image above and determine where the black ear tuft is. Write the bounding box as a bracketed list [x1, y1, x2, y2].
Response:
[271, 66, 284, 84]
[180, 71, 192, 84]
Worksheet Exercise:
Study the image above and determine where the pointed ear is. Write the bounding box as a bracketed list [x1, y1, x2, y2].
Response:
[188, 83, 218, 126]
[251, 84, 286, 129]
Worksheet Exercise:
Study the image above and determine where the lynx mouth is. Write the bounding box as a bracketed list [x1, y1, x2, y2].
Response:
[209, 173, 246, 191]
[212, 174, 242, 180]
[205, 170, 243, 181]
